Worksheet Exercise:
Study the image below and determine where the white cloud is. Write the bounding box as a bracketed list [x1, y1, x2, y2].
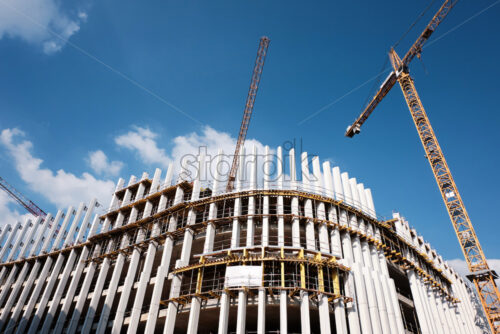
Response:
[115, 126, 172, 168]
[0, 0, 86, 54]
[0, 128, 115, 209]
[88, 150, 124, 177]
[0, 191, 33, 228]
[116, 125, 271, 184]
[448, 258, 500, 283]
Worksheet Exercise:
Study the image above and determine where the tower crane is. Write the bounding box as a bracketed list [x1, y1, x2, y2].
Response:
[0, 176, 47, 218]
[226, 36, 270, 192]
[345, 1, 500, 332]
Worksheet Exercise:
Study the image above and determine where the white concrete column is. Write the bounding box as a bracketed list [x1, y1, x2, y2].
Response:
[31, 200, 97, 334]
[80, 175, 135, 333]
[218, 291, 230, 334]
[236, 290, 247, 334]
[302, 152, 315, 251]
[340, 231, 362, 333]
[111, 169, 162, 333]
[257, 287, 266, 334]
[163, 173, 202, 334]
[313, 157, 329, 254]
[277, 147, 285, 246]
[0, 225, 10, 252]
[13, 204, 83, 334]
[203, 150, 222, 254]
[262, 146, 270, 247]
[290, 149, 300, 247]
[65, 179, 125, 334]
[408, 269, 432, 334]
[332, 167, 343, 201]
[0, 212, 53, 331]
[186, 297, 202, 334]
[0, 210, 58, 331]
[50, 215, 101, 334]
[94, 176, 148, 334]
[246, 146, 257, 246]
[0, 222, 21, 262]
[0, 216, 41, 308]
[350, 179, 385, 334]
[27, 202, 92, 334]
[4, 217, 33, 264]
[231, 149, 244, 248]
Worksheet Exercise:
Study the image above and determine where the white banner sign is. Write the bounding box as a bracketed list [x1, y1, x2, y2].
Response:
[225, 265, 262, 287]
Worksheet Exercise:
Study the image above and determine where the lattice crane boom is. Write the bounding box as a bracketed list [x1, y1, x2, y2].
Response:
[344, 2, 500, 332]
[345, 0, 457, 138]
[0, 176, 47, 218]
[226, 36, 270, 192]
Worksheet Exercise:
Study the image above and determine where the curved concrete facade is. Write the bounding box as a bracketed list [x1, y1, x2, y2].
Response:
[0, 146, 488, 333]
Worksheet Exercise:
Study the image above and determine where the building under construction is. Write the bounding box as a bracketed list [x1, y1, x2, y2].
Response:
[0, 147, 490, 333]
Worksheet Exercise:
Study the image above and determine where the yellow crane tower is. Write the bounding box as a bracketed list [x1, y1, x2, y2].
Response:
[345, 1, 500, 332]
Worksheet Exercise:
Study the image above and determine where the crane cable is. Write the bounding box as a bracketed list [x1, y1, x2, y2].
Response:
[361, 0, 437, 111]
[393, 0, 438, 48]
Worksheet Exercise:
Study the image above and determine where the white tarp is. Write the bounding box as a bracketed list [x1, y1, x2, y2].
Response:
[225, 265, 262, 287]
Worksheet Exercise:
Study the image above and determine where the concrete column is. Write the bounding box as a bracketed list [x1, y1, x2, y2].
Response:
[124, 167, 173, 333]
[0, 222, 21, 262]
[203, 150, 222, 254]
[375, 232, 405, 333]
[339, 232, 362, 333]
[13, 205, 83, 334]
[350, 179, 385, 334]
[218, 291, 230, 334]
[236, 290, 247, 334]
[277, 147, 285, 246]
[95, 176, 148, 334]
[313, 157, 329, 254]
[80, 175, 137, 334]
[415, 273, 439, 334]
[0, 225, 11, 252]
[231, 149, 244, 248]
[0, 217, 41, 308]
[454, 280, 477, 333]
[29, 200, 97, 334]
[18, 217, 42, 259]
[144, 187, 184, 334]
[408, 269, 432, 334]
[280, 290, 288, 333]
[332, 167, 343, 201]
[186, 152, 219, 334]
[257, 288, 266, 334]
[0, 211, 59, 330]
[246, 146, 257, 246]
[65, 179, 125, 334]
[51, 215, 101, 334]
[186, 297, 202, 334]
[431, 289, 451, 334]
[3, 217, 33, 265]
[289, 149, 300, 247]
[364, 188, 377, 218]
[262, 146, 270, 247]
[302, 152, 315, 251]
[0, 213, 53, 331]
[442, 297, 462, 334]
[163, 173, 201, 334]
[111, 170, 162, 334]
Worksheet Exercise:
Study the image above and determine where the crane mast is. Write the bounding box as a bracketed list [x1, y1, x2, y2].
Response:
[344, 1, 500, 332]
[226, 36, 270, 192]
[390, 49, 500, 332]
[0, 176, 47, 218]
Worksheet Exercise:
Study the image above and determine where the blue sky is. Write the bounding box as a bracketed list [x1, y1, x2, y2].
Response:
[0, 0, 499, 272]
